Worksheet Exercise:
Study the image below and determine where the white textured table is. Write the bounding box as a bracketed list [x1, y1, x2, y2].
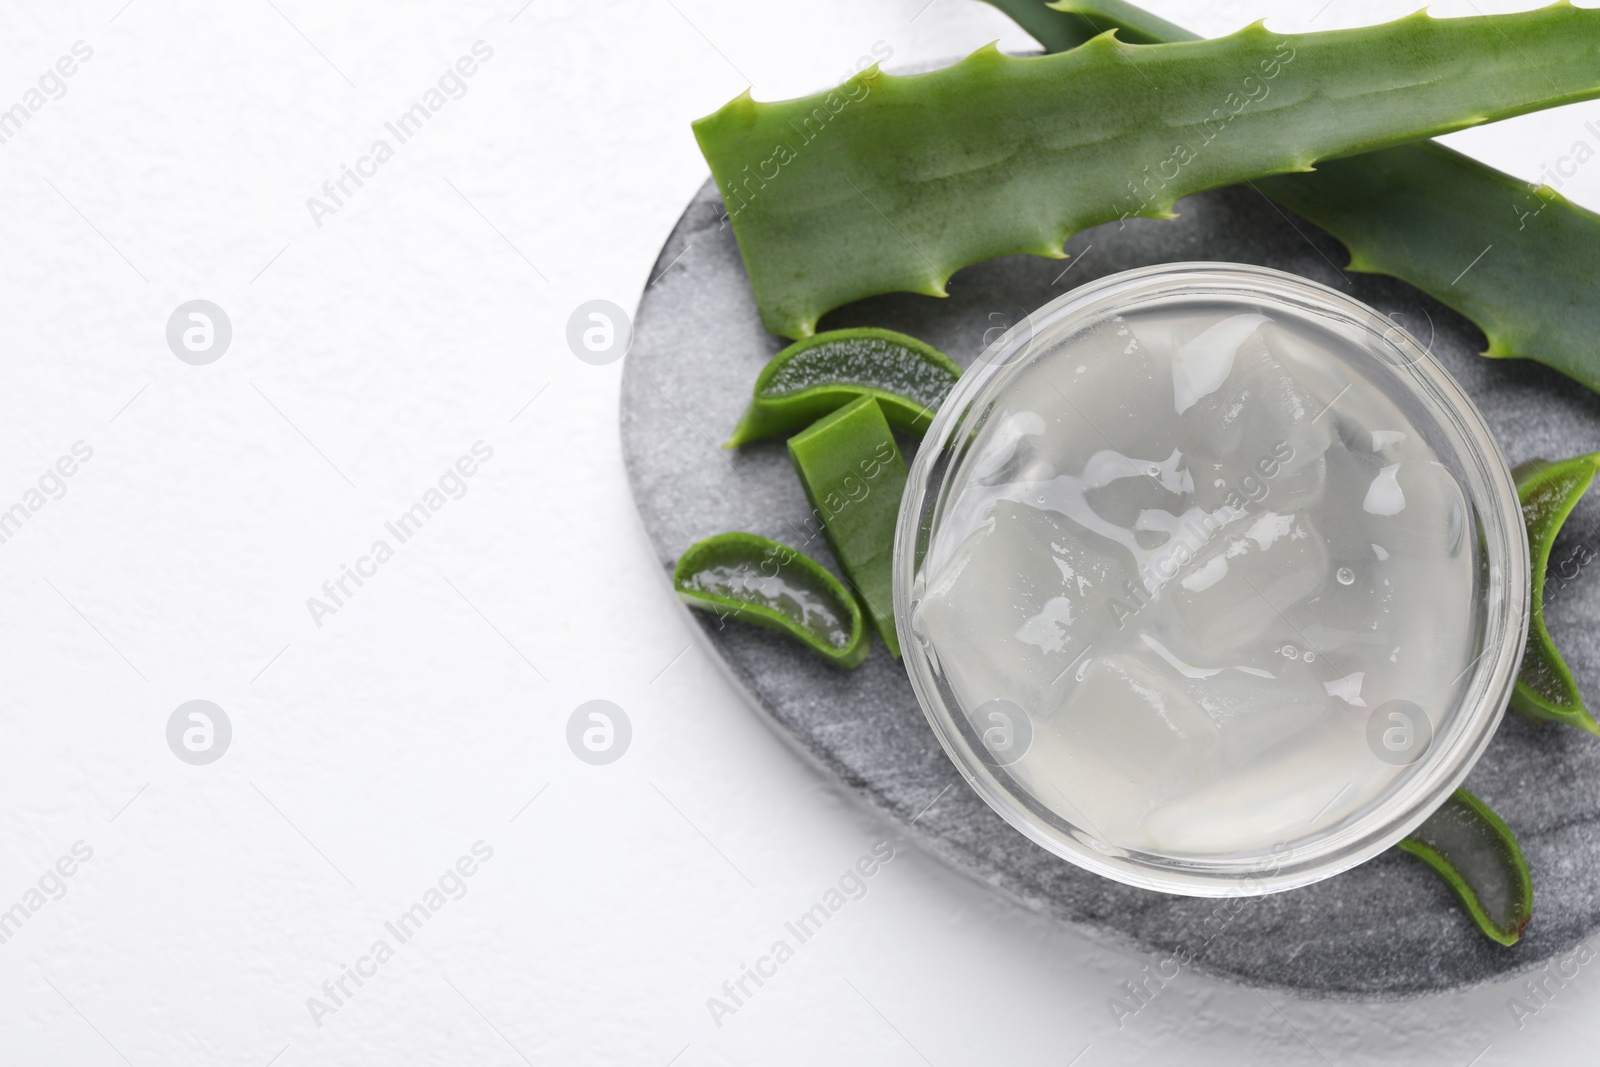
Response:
[1, 0, 1596, 1063]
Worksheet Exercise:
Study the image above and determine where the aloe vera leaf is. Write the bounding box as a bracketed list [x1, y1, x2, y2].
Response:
[1028, 0, 1194, 47]
[1511, 453, 1600, 735]
[1257, 148, 1600, 389]
[990, 0, 1600, 392]
[694, 5, 1600, 340]
[674, 532, 869, 668]
[786, 396, 908, 657]
[1397, 789, 1533, 946]
[726, 328, 960, 447]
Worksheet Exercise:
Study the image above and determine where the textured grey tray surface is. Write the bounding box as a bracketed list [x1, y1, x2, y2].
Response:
[620, 178, 1600, 997]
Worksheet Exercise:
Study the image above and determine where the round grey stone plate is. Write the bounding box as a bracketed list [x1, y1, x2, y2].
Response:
[620, 176, 1600, 997]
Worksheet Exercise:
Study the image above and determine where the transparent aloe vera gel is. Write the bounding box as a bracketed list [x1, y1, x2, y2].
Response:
[897, 264, 1528, 895]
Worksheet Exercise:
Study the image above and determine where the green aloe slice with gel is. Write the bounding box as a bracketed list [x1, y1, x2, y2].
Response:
[787, 397, 908, 657]
[1398, 789, 1533, 946]
[1512, 453, 1600, 735]
[984, 0, 1600, 394]
[695, 3, 1600, 340]
[726, 328, 960, 447]
[674, 532, 869, 668]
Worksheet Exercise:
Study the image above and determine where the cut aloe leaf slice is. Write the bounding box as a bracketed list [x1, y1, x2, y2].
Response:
[673, 532, 869, 668]
[726, 328, 960, 447]
[1512, 453, 1600, 736]
[1398, 789, 1533, 946]
[787, 396, 908, 658]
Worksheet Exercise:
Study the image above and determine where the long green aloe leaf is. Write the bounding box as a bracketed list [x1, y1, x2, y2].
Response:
[1005, 0, 1192, 48]
[695, 4, 1600, 340]
[984, 0, 1600, 393]
[1258, 147, 1600, 387]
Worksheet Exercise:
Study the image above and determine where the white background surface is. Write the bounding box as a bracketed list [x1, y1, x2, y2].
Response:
[1, 0, 1597, 1063]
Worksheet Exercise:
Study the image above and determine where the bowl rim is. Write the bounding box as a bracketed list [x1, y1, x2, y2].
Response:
[892, 261, 1531, 897]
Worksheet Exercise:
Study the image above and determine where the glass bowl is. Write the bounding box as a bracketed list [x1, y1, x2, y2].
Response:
[893, 263, 1529, 896]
